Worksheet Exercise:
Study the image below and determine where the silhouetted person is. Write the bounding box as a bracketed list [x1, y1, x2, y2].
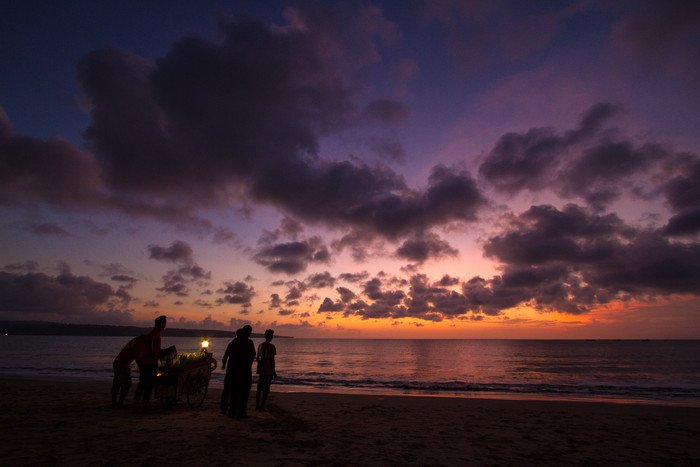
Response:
[220, 328, 242, 414]
[255, 329, 277, 412]
[134, 315, 167, 411]
[112, 334, 144, 408]
[226, 324, 255, 418]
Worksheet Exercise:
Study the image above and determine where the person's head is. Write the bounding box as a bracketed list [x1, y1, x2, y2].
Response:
[235, 328, 242, 338]
[265, 329, 274, 341]
[243, 324, 252, 337]
[155, 315, 167, 331]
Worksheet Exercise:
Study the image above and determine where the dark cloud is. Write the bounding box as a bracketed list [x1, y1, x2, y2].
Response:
[336, 286, 356, 303]
[284, 283, 305, 302]
[662, 156, 700, 235]
[72, 5, 405, 221]
[479, 126, 563, 193]
[332, 231, 381, 262]
[558, 141, 666, 209]
[0, 269, 115, 316]
[100, 263, 132, 277]
[321, 273, 470, 321]
[338, 271, 370, 283]
[0, 106, 103, 207]
[318, 297, 346, 312]
[269, 293, 282, 308]
[479, 103, 622, 196]
[216, 281, 255, 307]
[306, 271, 336, 289]
[469, 204, 700, 315]
[662, 208, 700, 236]
[148, 240, 193, 263]
[397, 274, 465, 320]
[663, 156, 700, 211]
[436, 275, 460, 287]
[115, 287, 132, 303]
[2, 6, 488, 245]
[156, 264, 211, 297]
[212, 227, 238, 246]
[482, 204, 628, 266]
[76, 9, 479, 240]
[363, 277, 384, 300]
[257, 162, 483, 241]
[279, 216, 305, 238]
[396, 232, 459, 263]
[462, 266, 582, 316]
[253, 236, 331, 275]
[478, 102, 697, 210]
[110, 275, 136, 287]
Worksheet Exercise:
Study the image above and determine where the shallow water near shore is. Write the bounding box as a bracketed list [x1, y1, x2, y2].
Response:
[1, 335, 698, 405]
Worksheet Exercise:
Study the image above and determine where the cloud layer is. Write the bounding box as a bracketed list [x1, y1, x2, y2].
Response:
[1, 2, 699, 331]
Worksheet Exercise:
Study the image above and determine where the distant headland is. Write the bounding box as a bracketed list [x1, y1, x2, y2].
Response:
[0, 320, 292, 339]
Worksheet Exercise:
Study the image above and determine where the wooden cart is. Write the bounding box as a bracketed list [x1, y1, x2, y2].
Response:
[155, 351, 217, 408]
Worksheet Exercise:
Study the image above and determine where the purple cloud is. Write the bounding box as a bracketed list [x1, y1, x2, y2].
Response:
[253, 235, 331, 275]
[217, 281, 255, 307]
[0, 268, 115, 316]
[148, 240, 194, 263]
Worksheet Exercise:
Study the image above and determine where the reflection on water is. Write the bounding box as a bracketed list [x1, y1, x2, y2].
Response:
[1, 336, 699, 404]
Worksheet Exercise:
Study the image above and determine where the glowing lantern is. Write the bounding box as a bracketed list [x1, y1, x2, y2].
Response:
[201, 339, 209, 351]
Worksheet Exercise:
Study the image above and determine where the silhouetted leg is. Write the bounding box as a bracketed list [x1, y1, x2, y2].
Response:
[133, 364, 146, 409]
[238, 380, 251, 418]
[228, 390, 238, 418]
[141, 364, 157, 404]
[222, 372, 233, 414]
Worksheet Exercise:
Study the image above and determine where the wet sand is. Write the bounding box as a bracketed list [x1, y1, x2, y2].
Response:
[1, 377, 698, 465]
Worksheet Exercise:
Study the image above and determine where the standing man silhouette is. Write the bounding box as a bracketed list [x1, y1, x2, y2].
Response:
[220, 328, 242, 414]
[112, 334, 144, 408]
[226, 324, 256, 418]
[255, 329, 277, 412]
[134, 315, 167, 411]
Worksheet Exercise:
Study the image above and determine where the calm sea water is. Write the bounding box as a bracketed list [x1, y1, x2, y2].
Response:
[1, 336, 699, 406]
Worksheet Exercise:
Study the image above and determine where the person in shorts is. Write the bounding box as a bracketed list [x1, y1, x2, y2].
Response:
[112, 335, 144, 408]
[133, 315, 167, 410]
[255, 329, 277, 412]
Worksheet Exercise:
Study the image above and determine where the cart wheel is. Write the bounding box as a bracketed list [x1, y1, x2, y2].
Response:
[186, 374, 208, 408]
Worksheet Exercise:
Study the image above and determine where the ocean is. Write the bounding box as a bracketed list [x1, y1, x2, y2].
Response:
[1, 335, 699, 406]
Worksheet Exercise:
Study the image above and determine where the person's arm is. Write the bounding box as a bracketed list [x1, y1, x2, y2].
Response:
[221, 348, 229, 370]
[249, 341, 256, 364]
[256, 343, 262, 363]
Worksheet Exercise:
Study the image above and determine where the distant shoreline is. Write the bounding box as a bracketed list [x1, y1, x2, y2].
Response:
[0, 320, 292, 339]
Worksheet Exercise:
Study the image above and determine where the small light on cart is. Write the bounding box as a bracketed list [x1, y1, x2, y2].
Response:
[201, 339, 209, 351]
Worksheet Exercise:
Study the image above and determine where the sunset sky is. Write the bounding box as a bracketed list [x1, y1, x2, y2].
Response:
[1, 0, 699, 338]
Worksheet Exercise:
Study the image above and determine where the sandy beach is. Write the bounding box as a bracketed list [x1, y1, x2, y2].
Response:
[0, 378, 698, 466]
